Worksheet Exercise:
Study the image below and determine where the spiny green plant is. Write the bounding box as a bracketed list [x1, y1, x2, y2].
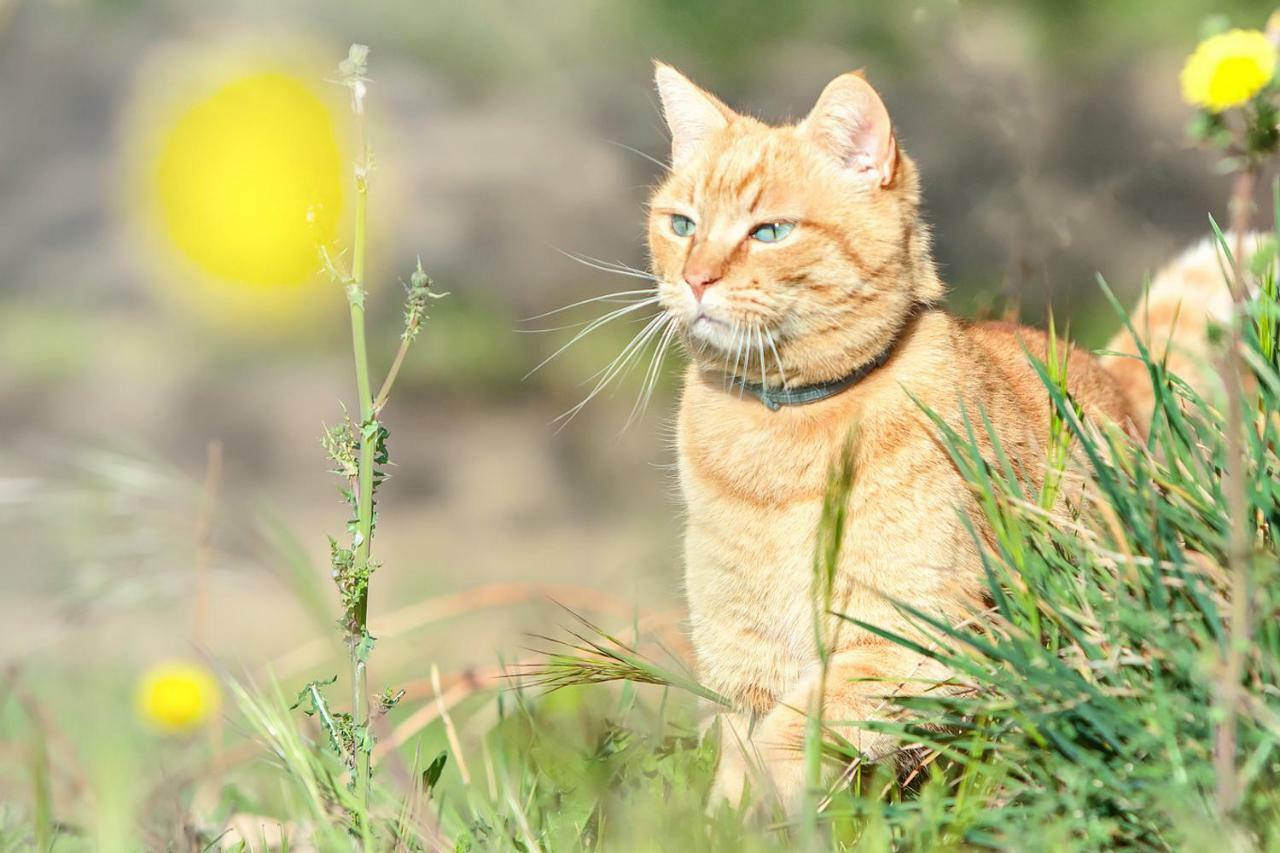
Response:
[308, 42, 445, 833]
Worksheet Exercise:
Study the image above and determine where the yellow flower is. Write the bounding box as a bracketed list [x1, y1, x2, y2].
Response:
[1181, 29, 1277, 112]
[154, 70, 343, 287]
[136, 660, 221, 733]
[123, 43, 348, 330]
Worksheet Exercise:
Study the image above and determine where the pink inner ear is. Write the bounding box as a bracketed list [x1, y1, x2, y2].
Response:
[802, 73, 896, 187]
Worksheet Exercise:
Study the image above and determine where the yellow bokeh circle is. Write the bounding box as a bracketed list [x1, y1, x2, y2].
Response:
[136, 660, 222, 734]
[156, 71, 343, 287]
[124, 42, 349, 329]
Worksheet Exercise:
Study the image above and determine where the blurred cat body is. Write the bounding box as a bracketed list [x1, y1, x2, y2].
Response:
[646, 63, 1145, 812]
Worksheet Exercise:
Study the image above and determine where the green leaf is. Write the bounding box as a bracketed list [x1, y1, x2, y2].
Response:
[424, 751, 448, 791]
[355, 627, 377, 662]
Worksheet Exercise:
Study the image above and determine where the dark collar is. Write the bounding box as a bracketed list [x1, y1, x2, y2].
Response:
[729, 339, 895, 412]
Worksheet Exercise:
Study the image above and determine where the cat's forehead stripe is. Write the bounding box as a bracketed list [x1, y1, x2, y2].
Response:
[696, 143, 770, 215]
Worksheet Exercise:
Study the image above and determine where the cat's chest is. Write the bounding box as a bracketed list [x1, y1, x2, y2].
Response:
[677, 391, 837, 507]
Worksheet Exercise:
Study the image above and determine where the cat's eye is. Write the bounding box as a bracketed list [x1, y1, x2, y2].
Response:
[750, 222, 795, 243]
[670, 214, 696, 238]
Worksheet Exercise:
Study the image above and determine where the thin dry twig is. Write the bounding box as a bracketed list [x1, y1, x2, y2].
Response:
[431, 664, 471, 785]
[268, 583, 656, 678]
[1213, 166, 1257, 816]
[373, 666, 493, 763]
[192, 440, 223, 650]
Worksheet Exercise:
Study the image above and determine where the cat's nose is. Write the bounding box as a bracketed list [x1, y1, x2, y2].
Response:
[683, 267, 722, 300]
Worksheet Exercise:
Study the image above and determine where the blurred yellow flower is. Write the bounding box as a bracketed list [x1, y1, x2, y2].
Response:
[125, 45, 349, 329]
[136, 660, 221, 733]
[156, 70, 343, 287]
[1181, 29, 1277, 112]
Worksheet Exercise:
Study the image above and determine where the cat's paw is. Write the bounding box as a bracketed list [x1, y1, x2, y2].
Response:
[706, 708, 807, 818]
[750, 708, 809, 815]
[707, 743, 751, 810]
[705, 711, 759, 813]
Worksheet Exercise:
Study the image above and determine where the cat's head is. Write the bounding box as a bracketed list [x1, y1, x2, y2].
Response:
[647, 63, 943, 389]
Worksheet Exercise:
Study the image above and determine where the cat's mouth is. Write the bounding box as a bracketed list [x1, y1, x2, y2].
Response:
[685, 309, 757, 353]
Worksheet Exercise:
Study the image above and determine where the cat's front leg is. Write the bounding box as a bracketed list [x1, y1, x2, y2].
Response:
[746, 644, 955, 815]
[706, 710, 758, 808]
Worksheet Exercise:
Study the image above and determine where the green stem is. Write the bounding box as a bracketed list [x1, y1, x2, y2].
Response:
[347, 176, 374, 630]
[345, 91, 375, 819]
[374, 332, 412, 413]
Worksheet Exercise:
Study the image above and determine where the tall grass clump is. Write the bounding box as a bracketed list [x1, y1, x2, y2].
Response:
[858, 264, 1280, 848]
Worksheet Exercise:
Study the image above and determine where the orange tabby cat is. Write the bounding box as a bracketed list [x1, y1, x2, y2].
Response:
[643, 63, 1214, 813]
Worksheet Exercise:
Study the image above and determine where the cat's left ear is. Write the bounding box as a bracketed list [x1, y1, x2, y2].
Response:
[801, 71, 897, 187]
[654, 62, 736, 169]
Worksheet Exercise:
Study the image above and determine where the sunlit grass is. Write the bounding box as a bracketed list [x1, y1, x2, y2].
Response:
[9, 18, 1280, 851]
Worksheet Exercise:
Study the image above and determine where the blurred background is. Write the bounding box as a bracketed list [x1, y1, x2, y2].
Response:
[0, 0, 1274, 836]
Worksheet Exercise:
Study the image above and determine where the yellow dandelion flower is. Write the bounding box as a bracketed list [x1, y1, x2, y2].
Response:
[136, 660, 221, 733]
[123, 42, 348, 330]
[1181, 29, 1277, 112]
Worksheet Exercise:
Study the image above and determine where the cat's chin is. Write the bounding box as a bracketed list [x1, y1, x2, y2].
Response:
[685, 313, 738, 350]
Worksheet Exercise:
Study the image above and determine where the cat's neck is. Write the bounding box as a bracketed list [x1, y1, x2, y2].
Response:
[777, 205, 944, 389]
[776, 286, 934, 389]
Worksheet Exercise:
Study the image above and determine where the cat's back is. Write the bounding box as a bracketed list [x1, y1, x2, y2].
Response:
[963, 319, 1137, 435]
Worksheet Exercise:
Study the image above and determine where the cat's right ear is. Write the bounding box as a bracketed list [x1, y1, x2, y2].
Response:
[653, 62, 734, 169]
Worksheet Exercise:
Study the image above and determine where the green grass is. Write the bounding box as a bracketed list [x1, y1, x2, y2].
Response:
[5, 245, 1276, 850]
[6, 38, 1280, 845]
[3, 231, 1278, 853]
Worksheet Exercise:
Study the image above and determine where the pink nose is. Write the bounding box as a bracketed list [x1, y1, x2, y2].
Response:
[684, 267, 722, 300]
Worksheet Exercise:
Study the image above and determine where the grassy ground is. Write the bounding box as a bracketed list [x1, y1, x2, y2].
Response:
[3, 227, 1278, 852]
[5, 23, 1280, 849]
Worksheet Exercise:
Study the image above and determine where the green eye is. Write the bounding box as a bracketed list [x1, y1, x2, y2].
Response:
[750, 222, 795, 243]
[671, 214, 696, 237]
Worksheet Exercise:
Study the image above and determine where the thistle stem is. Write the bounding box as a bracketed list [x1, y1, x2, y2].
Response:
[345, 71, 375, 819]
[350, 178, 374, 631]
[374, 333, 412, 413]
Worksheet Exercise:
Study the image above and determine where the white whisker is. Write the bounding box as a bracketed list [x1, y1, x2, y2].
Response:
[520, 311, 654, 335]
[581, 314, 668, 386]
[552, 313, 670, 429]
[586, 311, 667, 385]
[765, 328, 788, 389]
[523, 297, 661, 380]
[522, 288, 656, 321]
[605, 139, 669, 171]
[755, 326, 768, 388]
[576, 252, 660, 279]
[557, 250, 659, 282]
[726, 322, 743, 391]
[625, 320, 678, 431]
[573, 253, 657, 279]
